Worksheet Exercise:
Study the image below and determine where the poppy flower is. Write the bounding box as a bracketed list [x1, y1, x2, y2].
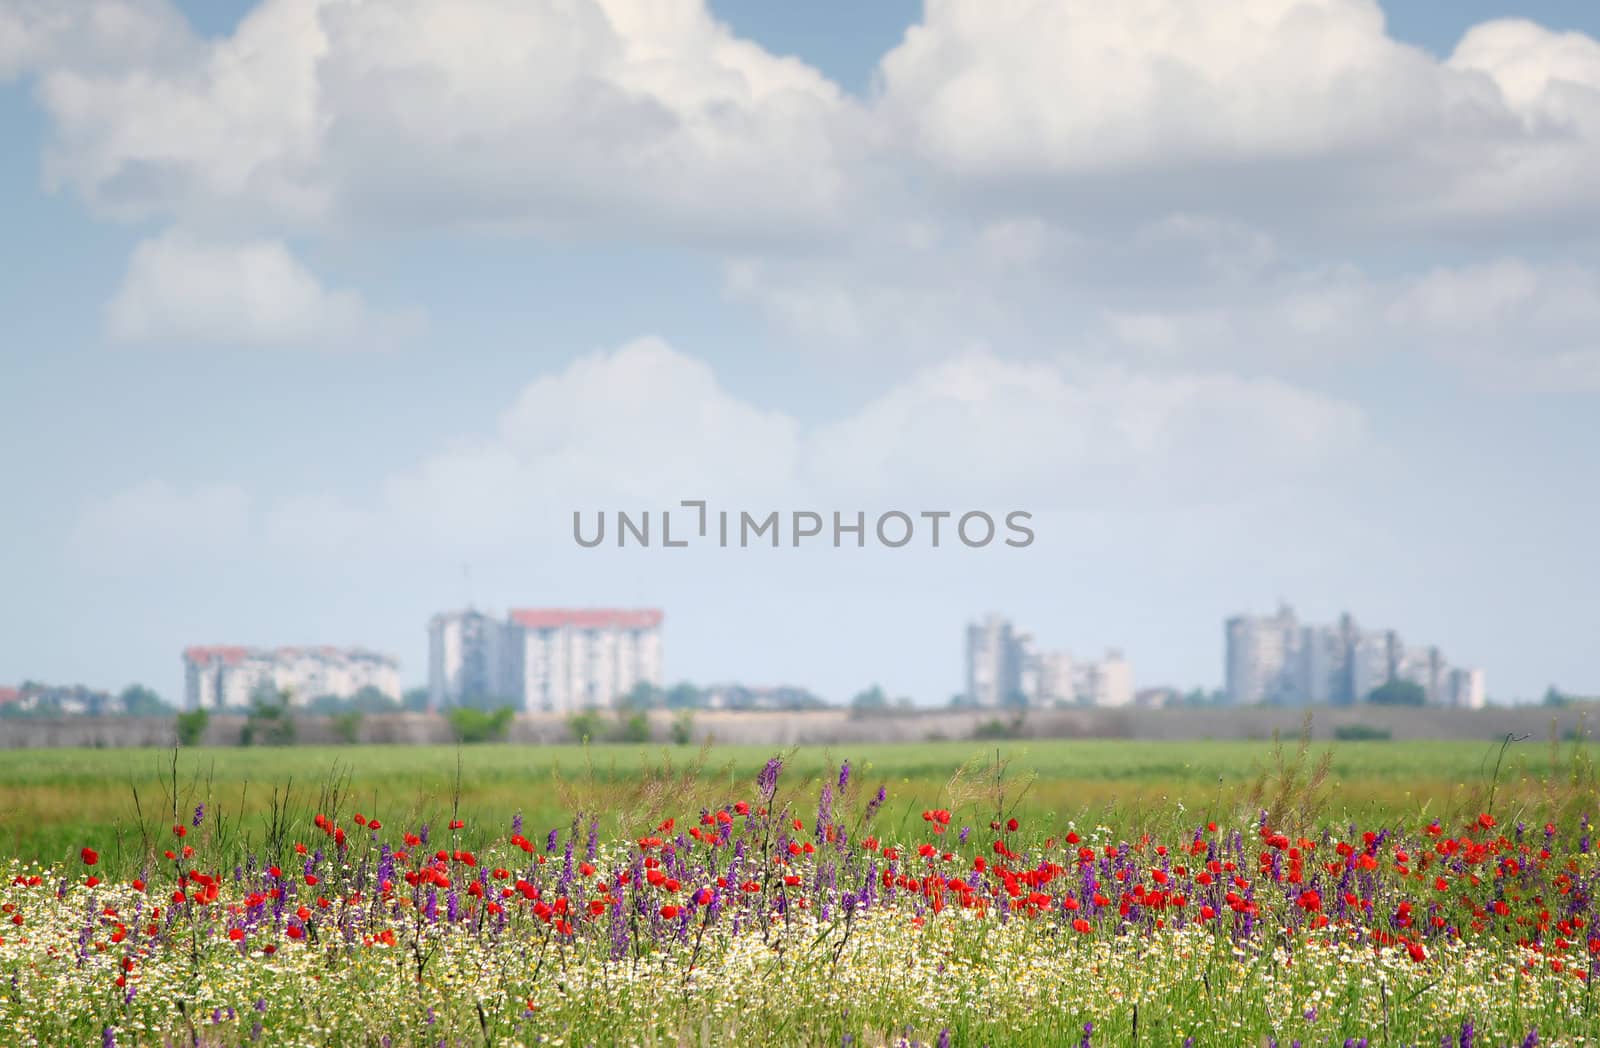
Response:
[80, 848, 98, 866]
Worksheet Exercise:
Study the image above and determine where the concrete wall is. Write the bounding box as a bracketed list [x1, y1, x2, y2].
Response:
[0, 704, 1594, 749]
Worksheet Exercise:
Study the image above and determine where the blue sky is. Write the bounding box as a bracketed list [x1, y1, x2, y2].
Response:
[2, 0, 1599, 706]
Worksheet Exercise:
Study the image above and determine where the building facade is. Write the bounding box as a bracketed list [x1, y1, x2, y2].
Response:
[427, 607, 665, 713]
[1224, 605, 1483, 707]
[183, 646, 401, 710]
[967, 614, 1134, 708]
[966, 614, 1025, 707]
[427, 610, 510, 710]
[506, 608, 664, 713]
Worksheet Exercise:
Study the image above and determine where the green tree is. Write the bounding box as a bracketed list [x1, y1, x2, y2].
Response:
[669, 709, 695, 746]
[850, 685, 889, 712]
[664, 682, 704, 709]
[619, 681, 664, 711]
[445, 706, 515, 744]
[331, 711, 364, 745]
[1366, 679, 1425, 707]
[242, 688, 297, 746]
[174, 708, 209, 747]
[567, 709, 605, 743]
[615, 709, 652, 744]
[1543, 685, 1569, 708]
[402, 687, 431, 712]
[119, 684, 170, 716]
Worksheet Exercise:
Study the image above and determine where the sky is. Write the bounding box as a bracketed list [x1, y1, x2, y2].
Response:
[2, 0, 1599, 707]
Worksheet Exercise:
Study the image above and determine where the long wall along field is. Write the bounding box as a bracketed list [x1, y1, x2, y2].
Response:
[2, 735, 1599, 1045]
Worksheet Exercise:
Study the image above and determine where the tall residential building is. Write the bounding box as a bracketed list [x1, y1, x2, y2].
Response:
[1029, 651, 1075, 705]
[506, 608, 664, 713]
[1447, 667, 1487, 709]
[1077, 650, 1134, 708]
[1396, 645, 1450, 705]
[969, 614, 1134, 708]
[184, 646, 400, 711]
[427, 610, 511, 710]
[1350, 629, 1400, 703]
[1297, 617, 1357, 705]
[966, 614, 1025, 707]
[427, 607, 664, 713]
[1223, 604, 1482, 707]
[1225, 604, 1301, 705]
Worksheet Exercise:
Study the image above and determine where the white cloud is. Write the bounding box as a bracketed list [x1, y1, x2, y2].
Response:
[79, 339, 1364, 569]
[806, 354, 1365, 506]
[26, 0, 864, 243]
[111, 340, 1361, 558]
[1450, 19, 1600, 127]
[0, 0, 192, 81]
[69, 481, 252, 573]
[877, 0, 1449, 172]
[1389, 258, 1600, 390]
[105, 230, 419, 348]
[873, 0, 1600, 232]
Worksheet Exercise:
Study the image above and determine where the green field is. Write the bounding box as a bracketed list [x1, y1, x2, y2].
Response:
[4, 736, 1596, 869]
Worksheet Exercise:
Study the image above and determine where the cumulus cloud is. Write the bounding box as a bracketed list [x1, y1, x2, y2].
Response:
[26, 0, 864, 243]
[105, 230, 419, 348]
[872, 0, 1600, 233]
[1389, 258, 1600, 390]
[0, 0, 192, 81]
[85, 338, 1364, 570]
[806, 354, 1365, 506]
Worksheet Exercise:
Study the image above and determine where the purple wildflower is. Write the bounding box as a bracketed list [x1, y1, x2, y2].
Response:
[757, 756, 783, 801]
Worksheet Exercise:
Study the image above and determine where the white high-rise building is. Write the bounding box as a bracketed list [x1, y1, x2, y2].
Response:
[184, 646, 401, 711]
[1447, 667, 1487, 709]
[1223, 605, 1482, 707]
[1225, 605, 1301, 705]
[1029, 651, 1075, 705]
[1397, 645, 1451, 705]
[504, 609, 663, 713]
[1078, 650, 1133, 708]
[1350, 630, 1399, 703]
[984, 617, 1133, 709]
[966, 614, 1025, 707]
[427, 610, 511, 710]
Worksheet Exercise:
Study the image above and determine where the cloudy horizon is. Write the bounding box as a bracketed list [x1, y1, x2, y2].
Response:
[3, 0, 1598, 706]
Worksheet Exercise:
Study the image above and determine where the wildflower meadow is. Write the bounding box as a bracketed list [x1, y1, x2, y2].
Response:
[1, 737, 1597, 1046]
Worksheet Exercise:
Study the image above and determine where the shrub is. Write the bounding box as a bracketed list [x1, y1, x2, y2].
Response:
[1334, 724, 1392, 741]
[567, 710, 605, 743]
[670, 710, 694, 746]
[174, 708, 210, 747]
[241, 691, 296, 747]
[331, 711, 364, 745]
[446, 706, 515, 744]
[615, 711, 652, 744]
[973, 714, 1026, 741]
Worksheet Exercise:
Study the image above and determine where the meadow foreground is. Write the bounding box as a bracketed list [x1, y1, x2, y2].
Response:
[1, 744, 1597, 1046]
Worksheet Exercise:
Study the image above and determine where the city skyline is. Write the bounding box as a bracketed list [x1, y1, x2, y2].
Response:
[1225, 604, 1486, 709]
[3, 0, 1598, 707]
[0, 591, 1578, 711]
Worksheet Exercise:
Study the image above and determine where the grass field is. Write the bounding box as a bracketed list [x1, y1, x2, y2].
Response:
[4, 734, 1596, 870]
[3, 736, 1599, 1045]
